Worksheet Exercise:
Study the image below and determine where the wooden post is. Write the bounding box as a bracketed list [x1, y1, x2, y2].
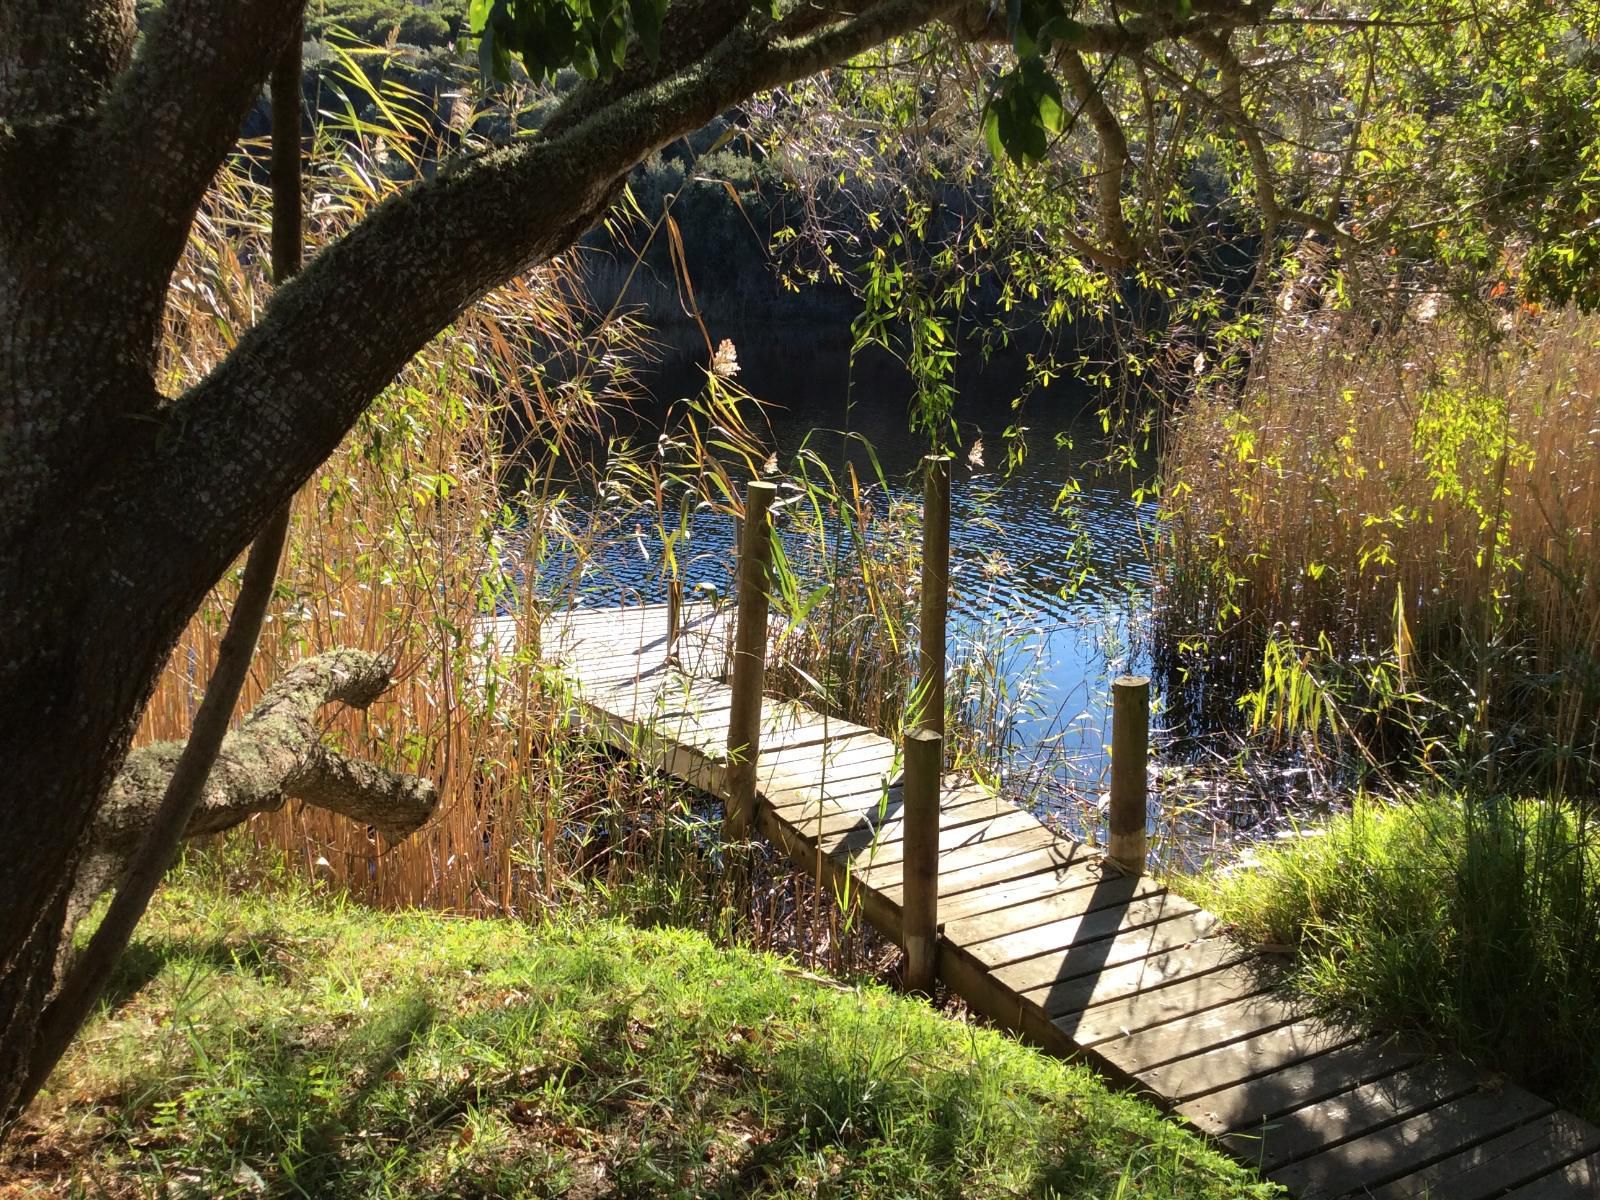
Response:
[902, 727, 942, 993]
[724, 481, 777, 839]
[1108, 675, 1151, 875]
[918, 454, 951, 738]
[666, 576, 682, 662]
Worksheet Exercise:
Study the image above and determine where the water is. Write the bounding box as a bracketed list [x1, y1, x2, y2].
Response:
[531, 327, 1308, 862]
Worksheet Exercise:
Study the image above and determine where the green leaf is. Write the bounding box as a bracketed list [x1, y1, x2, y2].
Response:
[628, 0, 666, 61]
[982, 100, 1006, 161]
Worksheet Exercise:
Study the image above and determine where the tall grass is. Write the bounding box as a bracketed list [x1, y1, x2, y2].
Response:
[1190, 793, 1600, 1121]
[1158, 307, 1600, 791]
[595, 397, 1033, 775]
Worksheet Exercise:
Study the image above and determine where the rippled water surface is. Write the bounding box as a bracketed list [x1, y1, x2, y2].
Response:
[534, 330, 1305, 860]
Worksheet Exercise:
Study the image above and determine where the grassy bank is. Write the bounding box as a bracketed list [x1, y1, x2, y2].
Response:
[9, 878, 1275, 1199]
[1187, 794, 1600, 1122]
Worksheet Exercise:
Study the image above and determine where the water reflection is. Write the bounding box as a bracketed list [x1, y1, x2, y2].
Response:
[534, 328, 1311, 864]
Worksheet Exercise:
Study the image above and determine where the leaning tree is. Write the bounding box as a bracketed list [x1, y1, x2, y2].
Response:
[10, 0, 1576, 1125]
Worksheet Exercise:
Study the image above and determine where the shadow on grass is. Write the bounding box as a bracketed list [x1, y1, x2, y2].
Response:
[100, 930, 295, 1014]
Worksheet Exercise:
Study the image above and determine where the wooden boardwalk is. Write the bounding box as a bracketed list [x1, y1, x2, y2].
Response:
[542, 600, 1600, 1199]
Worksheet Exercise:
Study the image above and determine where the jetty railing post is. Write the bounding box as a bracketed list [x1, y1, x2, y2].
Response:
[1108, 675, 1151, 875]
[724, 480, 777, 840]
[918, 454, 951, 739]
[666, 576, 682, 663]
[902, 727, 942, 993]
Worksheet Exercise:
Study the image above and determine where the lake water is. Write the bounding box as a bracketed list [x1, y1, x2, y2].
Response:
[541, 327, 1297, 863]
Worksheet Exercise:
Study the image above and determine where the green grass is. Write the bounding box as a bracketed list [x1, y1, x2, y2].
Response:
[1186, 794, 1600, 1123]
[11, 879, 1278, 1199]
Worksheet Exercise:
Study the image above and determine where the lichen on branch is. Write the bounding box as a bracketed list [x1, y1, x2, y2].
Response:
[68, 649, 438, 942]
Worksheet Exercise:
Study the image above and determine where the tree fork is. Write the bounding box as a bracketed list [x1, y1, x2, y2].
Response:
[73, 649, 438, 936]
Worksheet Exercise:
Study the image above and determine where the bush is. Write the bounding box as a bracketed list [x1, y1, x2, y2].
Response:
[310, 0, 466, 49]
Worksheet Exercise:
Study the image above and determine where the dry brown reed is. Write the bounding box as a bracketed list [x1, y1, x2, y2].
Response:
[129, 62, 906, 980]
[140, 109, 635, 913]
[1158, 306, 1600, 789]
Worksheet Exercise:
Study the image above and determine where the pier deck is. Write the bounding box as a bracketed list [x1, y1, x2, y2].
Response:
[541, 600, 1600, 1199]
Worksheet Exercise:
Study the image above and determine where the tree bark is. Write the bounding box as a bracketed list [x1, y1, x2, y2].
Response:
[69, 649, 437, 946]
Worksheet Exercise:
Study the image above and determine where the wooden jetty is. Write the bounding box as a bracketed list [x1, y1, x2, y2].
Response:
[539, 472, 1600, 1199]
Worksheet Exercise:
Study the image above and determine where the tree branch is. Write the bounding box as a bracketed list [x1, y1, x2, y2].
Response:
[32, 649, 436, 1103]
[88, 0, 965, 625]
[1059, 48, 1138, 269]
[0, 0, 136, 120]
[79, 0, 306, 358]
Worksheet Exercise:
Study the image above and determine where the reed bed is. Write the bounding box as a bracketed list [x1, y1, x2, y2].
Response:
[132, 66, 909, 979]
[1157, 307, 1600, 791]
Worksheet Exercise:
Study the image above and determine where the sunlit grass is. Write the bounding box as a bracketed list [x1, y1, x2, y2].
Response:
[14, 879, 1278, 1199]
[1185, 792, 1600, 1121]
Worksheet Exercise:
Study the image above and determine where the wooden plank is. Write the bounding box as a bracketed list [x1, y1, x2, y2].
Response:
[864, 826, 1072, 898]
[754, 704, 874, 741]
[763, 751, 898, 793]
[640, 700, 874, 759]
[812, 791, 1011, 848]
[761, 738, 900, 784]
[1223, 1057, 1484, 1172]
[1035, 937, 1257, 1020]
[749, 723, 879, 757]
[842, 808, 1046, 872]
[988, 912, 1221, 997]
[957, 889, 1198, 969]
[762, 751, 900, 799]
[767, 780, 895, 825]
[591, 683, 733, 724]
[1268, 1083, 1555, 1199]
[1093, 991, 1305, 1077]
[950, 872, 1173, 943]
[936, 858, 1133, 924]
[760, 749, 897, 792]
[1056, 961, 1276, 1048]
[1177, 1036, 1422, 1136]
[1500, 1149, 1600, 1198]
[1139, 1019, 1367, 1105]
[794, 800, 1019, 864]
[873, 840, 1085, 906]
[568, 657, 663, 686]
[1372, 1111, 1600, 1200]
[816, 796, 1020, 864]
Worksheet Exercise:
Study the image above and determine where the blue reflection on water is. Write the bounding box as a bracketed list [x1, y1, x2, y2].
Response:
[516, 333, 1166, 841]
